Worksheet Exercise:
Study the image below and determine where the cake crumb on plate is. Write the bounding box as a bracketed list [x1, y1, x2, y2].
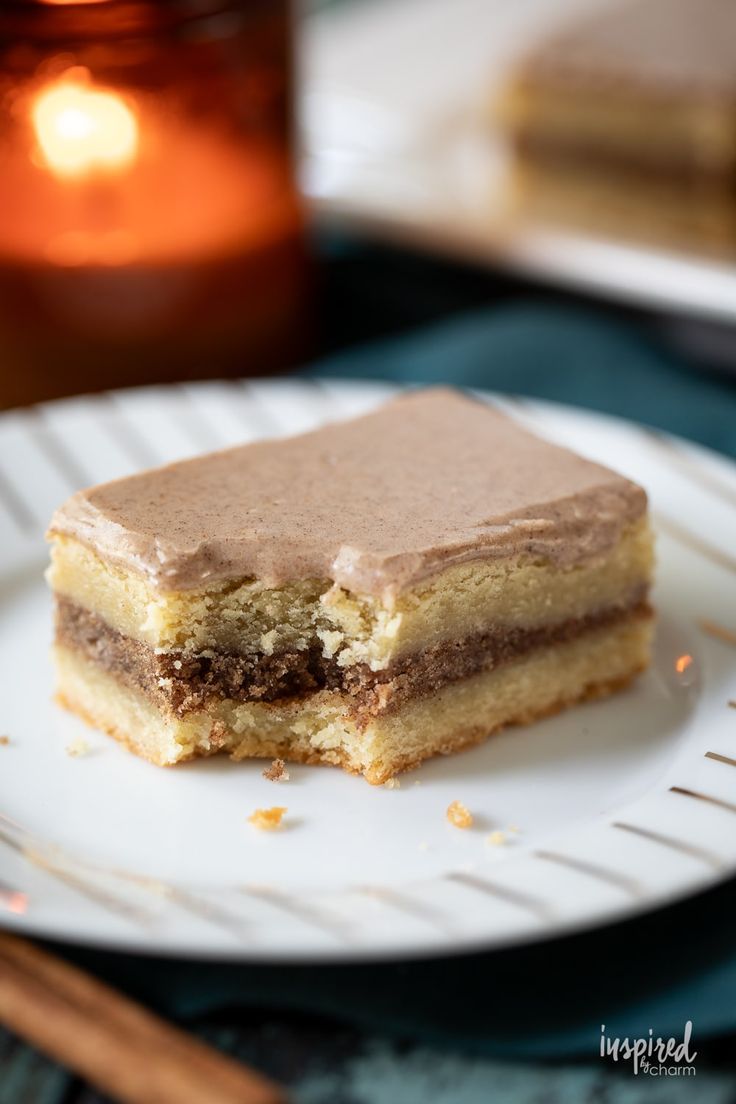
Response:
[66, 738, 90, 757]
[446, 800, 473, 829]
[248, 806, 287, 831]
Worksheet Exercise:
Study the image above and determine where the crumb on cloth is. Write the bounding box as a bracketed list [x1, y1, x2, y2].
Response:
[248, 806, 287, 831]
[0, 736, 9, 746]
[383, 777, 401, 790]
[262, 758, 289, 782]
[485, 830, 507, 847]
[446, 800, 473, 829]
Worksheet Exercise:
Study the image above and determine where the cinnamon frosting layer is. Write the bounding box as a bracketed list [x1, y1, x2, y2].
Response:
[514, 0, 736, 99]
[48, 389, 647, 599]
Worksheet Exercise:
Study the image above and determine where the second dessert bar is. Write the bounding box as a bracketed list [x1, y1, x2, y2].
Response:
[495, 0, 736, 247]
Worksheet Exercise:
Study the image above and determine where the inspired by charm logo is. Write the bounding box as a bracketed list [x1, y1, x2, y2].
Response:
[600, 1022, 697, 1076]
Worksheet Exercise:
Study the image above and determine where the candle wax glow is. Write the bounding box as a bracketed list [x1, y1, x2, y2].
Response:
[0, 68, 296, 268]
[32, 74, 138, 177]
[0, 14, 308, 407]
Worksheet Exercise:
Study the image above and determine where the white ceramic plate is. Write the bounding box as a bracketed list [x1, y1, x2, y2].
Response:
[303, 0, 736, 324]
[1, 378, 736, 962]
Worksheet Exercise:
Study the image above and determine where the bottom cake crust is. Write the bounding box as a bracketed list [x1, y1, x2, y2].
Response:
[53, 612, 653, 784]
[508, 155, 736, 249]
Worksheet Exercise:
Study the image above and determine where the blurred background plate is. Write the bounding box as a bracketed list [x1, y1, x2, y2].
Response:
[302, 0, 736, 324]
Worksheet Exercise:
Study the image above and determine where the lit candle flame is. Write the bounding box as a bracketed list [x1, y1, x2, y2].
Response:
[32, 71, 138, 177]
[675, 654, 693, 674]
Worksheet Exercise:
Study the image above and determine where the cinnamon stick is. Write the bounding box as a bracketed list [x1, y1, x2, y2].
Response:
[0, 932, 287, 1104]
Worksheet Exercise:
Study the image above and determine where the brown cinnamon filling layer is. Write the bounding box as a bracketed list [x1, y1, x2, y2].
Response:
[55, 593, 651, 718]
[511, 132, 734, 188]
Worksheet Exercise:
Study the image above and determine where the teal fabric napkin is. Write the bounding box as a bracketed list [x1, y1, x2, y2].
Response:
[48, 301, 736, 1061]
[313, 301, 736, 457]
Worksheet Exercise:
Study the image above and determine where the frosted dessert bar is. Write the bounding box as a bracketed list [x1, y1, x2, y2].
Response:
[47, 389, 654, 784]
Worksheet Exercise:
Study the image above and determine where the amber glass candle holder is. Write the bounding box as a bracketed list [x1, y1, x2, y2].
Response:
[0, 0, 308, 408]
